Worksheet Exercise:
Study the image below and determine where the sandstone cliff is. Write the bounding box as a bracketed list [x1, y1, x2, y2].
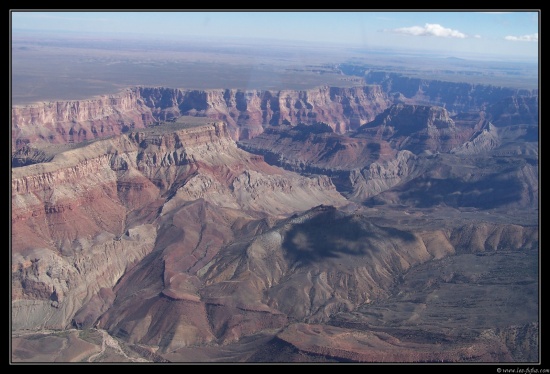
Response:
[11, 89, 155, 152]
[137, 85, 390, 138]
[12, 74, 538, 156]
[12, 85, 391, 154]
[12, 120, 347, 331]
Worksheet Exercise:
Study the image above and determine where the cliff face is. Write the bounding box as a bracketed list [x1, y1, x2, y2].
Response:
[240, 102, 537, 209]
[11, 89, 155, 152]
[12, 74, 538, 154]
[357, 104, 475, 154]
[11, 75, 538, 362]
[485, 95, 539, 127]
[12, 85, 391, 152]
[276, 86, 389, 132]
[363, 71, 537, 114]
[238, 123, 411, 200]
[366, 152, 539, 210]
[137, 85, 390, 138]
[238, 104, 480, 202]
[12, 120, 347, 331]
[11, 120, 345, 247]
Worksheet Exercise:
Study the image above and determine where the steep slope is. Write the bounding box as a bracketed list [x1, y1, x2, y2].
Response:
[98, 204, 537, 360]
[365, 152, 538, 210]
[11, 75, 539, 363]
[138, 85, 390, 138]
[485, 95, 539, 127]
[11, 88, 155, 152]
[238, 100, 538, 209]
[237, 121, 417, 201]
[99, 204, 436, 352]
[356, 104, 475, 154]
[12, 85, 391, 154]
[239, 122, 397, 171]
[12, 119, 347, 331]
[361, 70, 537, 114]
[12, 81, 537, 154]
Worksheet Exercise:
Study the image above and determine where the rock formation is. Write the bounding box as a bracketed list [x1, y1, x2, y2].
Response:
[12, 85, 392, 153]
[356, 104, 473, 154]
[11, 88, 155, 152]
[11, 76, 539, 362]
[12, 119, 347, 332]
[355, 69, 537, 114]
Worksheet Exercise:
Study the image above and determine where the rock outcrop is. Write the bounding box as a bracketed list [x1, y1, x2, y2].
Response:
[11, 89, 155, 152]
[12, 79, 537, 156]
[137, 85, 390, 138]
[239, 98, 538, 208]
[11, 74, 539, 362]
[366, 152, 539, 210]
[359, 70, 537, 114]
[356, 104, 474, 154]
[12, 85, 392, 154]
[11, 119, 347, 331]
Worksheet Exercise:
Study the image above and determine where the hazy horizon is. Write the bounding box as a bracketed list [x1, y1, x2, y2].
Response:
[10, 10, 540, 62]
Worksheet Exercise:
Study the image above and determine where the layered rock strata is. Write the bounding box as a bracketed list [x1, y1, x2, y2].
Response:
[12, 120, 347, 331]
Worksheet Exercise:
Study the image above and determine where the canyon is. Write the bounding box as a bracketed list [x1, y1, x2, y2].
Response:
[11, 73, 539, 363]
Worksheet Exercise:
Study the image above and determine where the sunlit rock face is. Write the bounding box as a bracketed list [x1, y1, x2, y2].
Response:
[12, 85, 392, 153]
[11, 120, 347, 332]
[11, 73, 538, 362]
[11, 89, 155, 152]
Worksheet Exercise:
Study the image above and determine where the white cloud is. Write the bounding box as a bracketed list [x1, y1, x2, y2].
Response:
[391, 23, 467, 38]
[504, 33, 538, 42]
[474, 34, 482, 39]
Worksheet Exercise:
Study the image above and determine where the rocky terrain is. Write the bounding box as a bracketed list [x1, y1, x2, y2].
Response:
[12, 118, 346, 330]
[11, 85, 390, 154]
[12, 76, 536, 152]
[239, 102, 538, 206]
[345, 69, 537, 114]
[11, 76, 539, 363]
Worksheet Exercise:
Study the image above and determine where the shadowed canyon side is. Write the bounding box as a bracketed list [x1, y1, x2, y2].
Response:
[12, 201, 538, 362]
[349, 69, 538, 114]
[239, 102, 538, 207]
[12, 74, 538, 362]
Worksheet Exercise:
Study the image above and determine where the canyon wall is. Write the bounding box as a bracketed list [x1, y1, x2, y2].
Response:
[12, 121, 348, 331]
[363, 70, 537, 114]
[11, 89, 155, 152]
[11, 74, 539, 362]
[137, 85, 390, 138]
[12, 76, 537, 155]
[12, 85, 391, 151]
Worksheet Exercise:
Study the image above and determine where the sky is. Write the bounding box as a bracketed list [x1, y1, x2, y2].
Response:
[10, 10, 540, 61]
